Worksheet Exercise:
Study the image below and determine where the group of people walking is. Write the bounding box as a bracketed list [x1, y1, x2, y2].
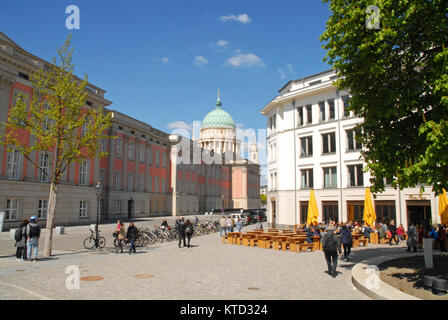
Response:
[14, 216, 41, 262]
[219, 216, 243, 236]
[113, 220, 139, 254]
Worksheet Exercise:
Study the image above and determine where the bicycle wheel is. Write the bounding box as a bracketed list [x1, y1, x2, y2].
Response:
[98, 236, 106, 248]
[138, 233, 150, 247]
[113, 238, 119, 248]
[83, 236, 95, 249]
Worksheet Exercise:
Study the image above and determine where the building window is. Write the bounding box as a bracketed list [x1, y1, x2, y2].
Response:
[128, 143, 134, 161]
[79, 200, 88, 218]
[322, 132, 336, 154]
[375, 201, 396, 224]
[139, 175, 144, 192]
[99, 168, 106, 187]
[42, 102, 51, 131]
[139, 145, 145, 162]
[301, 169, 314, 189]
[81, 121, 88, 137]
[114, 171, 121, 191]
[38, 199, 48, 220]
[162, 153, 167, 168]
[155, 177, 159, 193]
[100, 138, 107, 153]
[127, 173, 133, 191]
[79, 161, 89, 185]
[300, 136, 313, 157]
[161, 178, 166, 194]
[38, 153, 51, 182]
[300, 201, 308, 224]
[5, 199, 20, 221]
[116, 200, 121, 214]
[305, 105, 312, 124]
[140, 200, 145, 214]
[346, 129, 362, 151]
[6, 149, 22, 180]
[323, 167, 337, 188]
[328, 99, 335, 120]
[323, 201, 338, 223]
[155, 150, 160, 167]
[319, 101, 326, 122]
[348, 164, 364, 187]
[342, 95, 350, 117]
[297, 106, 304, 126]
[347, 201, 364, 223]
[116, 139, 122, 158]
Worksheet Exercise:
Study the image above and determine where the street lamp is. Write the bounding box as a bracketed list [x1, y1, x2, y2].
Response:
[95, 180, 102, 248]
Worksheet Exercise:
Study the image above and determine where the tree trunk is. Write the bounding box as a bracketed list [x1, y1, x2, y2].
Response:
[43, 182, 58, 257]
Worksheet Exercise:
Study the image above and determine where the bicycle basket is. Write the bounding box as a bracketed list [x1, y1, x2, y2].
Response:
[112, 232, 118, 238]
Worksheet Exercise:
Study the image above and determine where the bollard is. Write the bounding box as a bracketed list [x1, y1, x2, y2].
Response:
[55, 226, 65, 235]
[432, 278, 447, 296]
[423, 275, 436, 290]
[423, 238, 434, 269]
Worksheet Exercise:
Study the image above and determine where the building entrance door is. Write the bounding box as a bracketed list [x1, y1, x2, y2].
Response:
[407, 201, 431, 228]
[128, 199, 134, 219]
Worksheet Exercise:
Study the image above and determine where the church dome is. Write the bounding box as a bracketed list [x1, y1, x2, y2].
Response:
[201, 91, 236, 129]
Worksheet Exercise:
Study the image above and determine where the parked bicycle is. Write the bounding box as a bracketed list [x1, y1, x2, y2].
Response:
[83, 230, 106, 249]
[113, 232, 150, 248]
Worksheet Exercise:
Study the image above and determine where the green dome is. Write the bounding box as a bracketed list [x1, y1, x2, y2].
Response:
[201, 92, 236, 129]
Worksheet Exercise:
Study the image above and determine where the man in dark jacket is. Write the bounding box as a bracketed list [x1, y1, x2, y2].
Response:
[15, 219, 29, 261]
[321, 229, 342, 277]
[388, 220, 398, 245]
[26, 216, 41, 261]
[177, 217, 187, 248]
[126, 222, 139, 254]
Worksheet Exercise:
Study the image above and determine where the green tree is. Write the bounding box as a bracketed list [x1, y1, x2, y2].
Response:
[260, 193, 267, 205]
[1, 35, 113, 256]
[320, 0, 448, 195]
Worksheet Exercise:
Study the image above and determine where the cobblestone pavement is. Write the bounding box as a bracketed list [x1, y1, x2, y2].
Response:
[0, 221, 411, 300]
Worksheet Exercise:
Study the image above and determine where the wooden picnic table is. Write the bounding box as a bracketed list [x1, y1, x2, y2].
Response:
[271, 235, 289, 250]
[241, 233, 258, 247]
[351, 233, 363, 247]
[257, 234, 273, 249]
[227, 232, 242, 245]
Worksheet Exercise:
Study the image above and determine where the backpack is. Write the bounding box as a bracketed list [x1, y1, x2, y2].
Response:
[29, 224, 40, 238]
[185, 225, 192, 234]
[325, 235, 338, 251]
[14, 228, 23, 242]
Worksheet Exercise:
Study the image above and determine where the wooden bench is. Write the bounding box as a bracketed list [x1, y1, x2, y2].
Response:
[298, 243, 314, 252]
[281, 241, 290, 251]
[249, 238, 258, 247]
[222, 236, 228, 244]
[358, 238, 368, 247]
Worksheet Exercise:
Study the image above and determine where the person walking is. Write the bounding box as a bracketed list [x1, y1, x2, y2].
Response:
[26, 216, 41, 262]
[226, 216, 233, 233]
[177, 217, 187, 248]
[15, 219, 29, 262]
[126, 222, 139, 255]
[388, 221, 399, 245]
[194, 216, 200, 225]
[340, 223, 353, 262]
[235, 218, 243, 233]
[219, 216, 227, 237]
[185, 219, 194, 248]
[321, 229, 342, 278]
[397, 224, 405, 242]
[437, 224, 447, 252]
[115, 220, 126, 254]
[406, 222, 418, 252]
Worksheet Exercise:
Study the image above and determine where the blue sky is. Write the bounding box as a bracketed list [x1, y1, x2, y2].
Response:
[0, 0, 333, 183]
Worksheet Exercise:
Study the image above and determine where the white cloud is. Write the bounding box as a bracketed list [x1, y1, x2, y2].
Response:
[220, 14, 251, 24]
[286, 63, 296, 75]
[226, 53, 265, 68]
[277, 68, 286, 80]
[167, 121, 192, 131]
[194, 56, 209, 67]
[161, 57, 170, 64]
[217, 40, 229, 48]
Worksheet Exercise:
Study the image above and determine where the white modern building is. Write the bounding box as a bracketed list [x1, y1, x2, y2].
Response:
[261, 69, 441, 230]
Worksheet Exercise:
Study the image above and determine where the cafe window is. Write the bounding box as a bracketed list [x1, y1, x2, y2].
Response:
[375, 201, 396, 224]
[347, 201, 364, 223]
[323, 201, 338, 223]
[300, 201, 308, 224]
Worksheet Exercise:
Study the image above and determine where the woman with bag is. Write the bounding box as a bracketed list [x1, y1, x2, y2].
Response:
[340, 223, 353, 262]
[115, 220, 126, 254]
